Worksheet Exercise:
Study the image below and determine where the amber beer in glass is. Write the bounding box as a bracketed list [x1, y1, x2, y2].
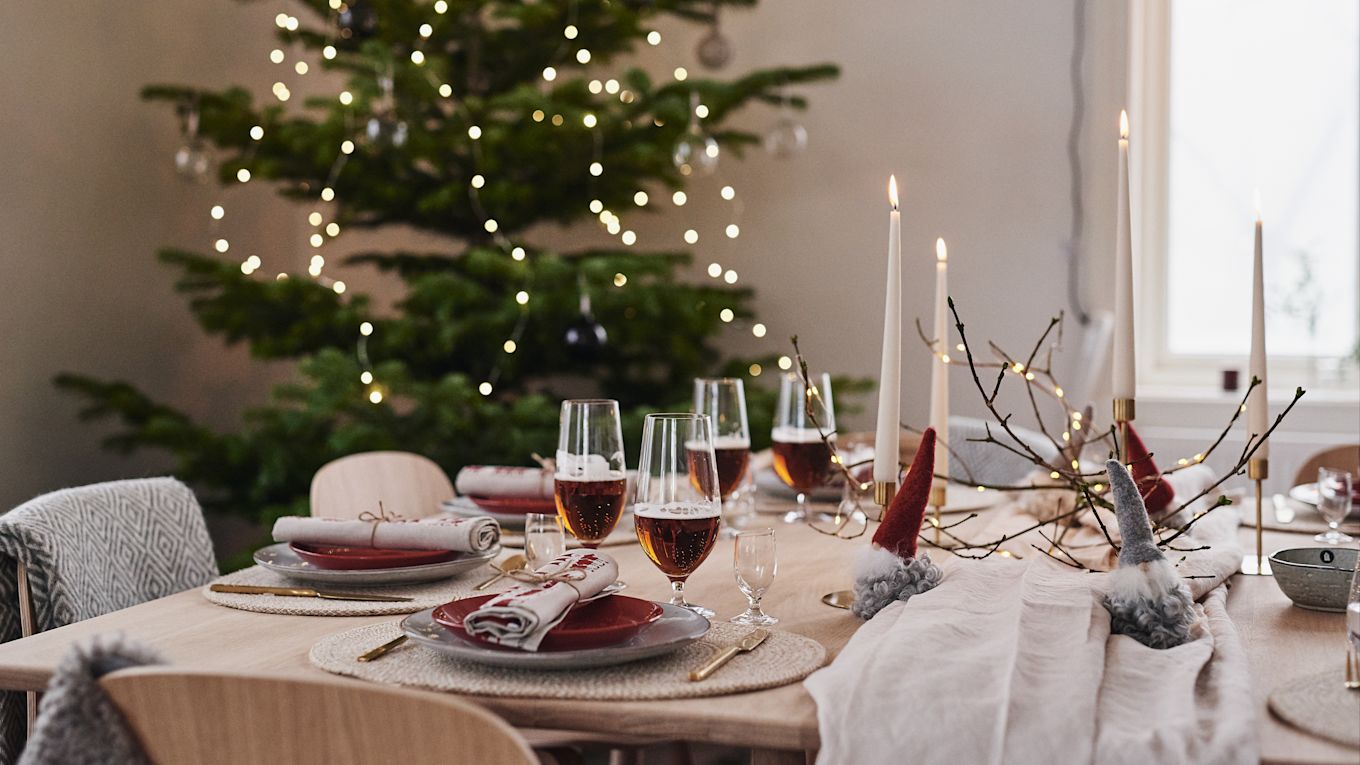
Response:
[634, 413, 722, 616]
[772, 372, 836, 523]
[554, 399, 628, 548]
[692, 378, 752, 500]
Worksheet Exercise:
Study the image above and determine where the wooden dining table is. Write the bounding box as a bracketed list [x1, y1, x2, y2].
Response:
[0, 499, 1355, 764]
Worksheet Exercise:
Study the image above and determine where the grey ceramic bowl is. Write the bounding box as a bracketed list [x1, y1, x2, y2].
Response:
[1269, 547, 1358, 612]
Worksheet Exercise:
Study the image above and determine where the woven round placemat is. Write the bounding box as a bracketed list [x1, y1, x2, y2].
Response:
[202, 566, 480, 617]
[1268, 670, 1360, 747]
[309, 621, 825, 699]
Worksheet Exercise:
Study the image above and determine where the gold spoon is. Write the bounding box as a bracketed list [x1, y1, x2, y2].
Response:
[474, 553, 527, 591]
[821, 590, 855, 610]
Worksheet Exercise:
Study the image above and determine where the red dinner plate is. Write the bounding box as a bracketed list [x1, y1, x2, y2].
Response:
[434, 594, 662, 651]
[468, 495, 557, 515]
[288, 542, 461, 570]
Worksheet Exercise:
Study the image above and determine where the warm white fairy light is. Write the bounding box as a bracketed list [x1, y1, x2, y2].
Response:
[725, 224, 740, 239]
[308, 211, 323, 226]
[274, 13, 289, 28]
[515, 290, 529, 305]
[333, 281, 346, 294]
[511, 246, 526, 261]
[606, 219, 621, 235]
[359, 321, 374, 336]
[478, 382, 493, 396]
[368, 389, 384, 404]
[695, 104, 709, 119]
[588, 80, 603, 94]
[647, 30, 662, 45]
[705, 143, 719, 159]
[542, 66, 558, 82]
[433, 0, 447, 12]
[707, 263, 722, 277]
[323, 45, 337, 60]
[339, 91, 354, 105]
[564, 24, 578, 39]
[672, 191, 687, 206]
[410, 51, 425, 65]
[576, 49, 591, 64]
[285, 16, 299, 31]
[269, 49, 285, 64]
[214, 239, 230, 253]
[294, 62, 309, 75]
[310, 233, 325, 247]
[605, 79, 620, 94]
[340, 140, 355, 154]
[237, 169, 252, 183]
[720, 308, 735, 322]
[484, 219, 499, 233]
[589, 199, 603, 214]
[589, 162, 603, 176]
[720, 185, 735, 200]
[955, 343, 966, 352]
[621, 231, 636, 246]
[683, 229, 699, 244]
[360, 370, 374, 384]
[551, 114, 564, 126]
[321, 187, 335, 202]
[532, 110, 545, 122]
[419, 23, 433, 37]
[748, 363, 762, 376]
[471, 174, 485, 188]
[752, 323, 767, 338]
[467, 125, 482, 140]
[582, 113, 597, 128]
[250, 125, 265, 140]
[325, 222, 340, 237]
[272, 83, 291, 101]
[633, 191, 648, 206]
[673, 67, 688, 81]
[723, 269, 738, 284]
[778, 356, 793, 370]
[503, 340, 517, 353]
[614, 273, 628, 286]
[210, 205, 225, 220]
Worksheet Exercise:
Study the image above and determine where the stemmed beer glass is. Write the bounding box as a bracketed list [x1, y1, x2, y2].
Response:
[554, 399, 628, 548]
[771, 372, 836, 523]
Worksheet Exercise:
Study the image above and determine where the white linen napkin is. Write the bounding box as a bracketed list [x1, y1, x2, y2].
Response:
[462, 550, 619, 651]
[272, 515, 499, 553]
[454, 466, 554, 499]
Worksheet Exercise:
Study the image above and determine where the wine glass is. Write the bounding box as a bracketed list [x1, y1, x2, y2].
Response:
[524, 513, 566, 568]
[1315, 467, 1354, 544]
[1348, 558, 1360, 657]
[554, 399, 628, 548]
[731, 528, 778, 625]
[771, 372, 836, 524]
[694, 378, 752, 533]
[634, 413, 722, 617]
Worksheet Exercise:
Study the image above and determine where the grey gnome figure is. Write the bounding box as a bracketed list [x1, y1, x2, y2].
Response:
[1102, 459, 1202, 649]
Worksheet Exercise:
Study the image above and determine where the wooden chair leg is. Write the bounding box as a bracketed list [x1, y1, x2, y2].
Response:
[16, 562, 38, 731]
[608, 747, 644, 765]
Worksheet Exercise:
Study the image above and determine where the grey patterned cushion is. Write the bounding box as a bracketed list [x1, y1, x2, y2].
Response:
[948, 416, 1061, 487]
[0, 478, 217, 763]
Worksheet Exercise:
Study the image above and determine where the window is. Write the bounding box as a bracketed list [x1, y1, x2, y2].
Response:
[1134, 0, 1359, 392]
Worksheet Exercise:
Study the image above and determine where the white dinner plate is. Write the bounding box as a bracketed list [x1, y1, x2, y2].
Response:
[1288, 483, 1360, 517]
[253, 543, 500, 585]
[400, 601, 709, 670]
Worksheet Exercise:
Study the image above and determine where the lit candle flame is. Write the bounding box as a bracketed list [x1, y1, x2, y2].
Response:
[888, 174, 899, 210]
[1253, 189, 1262, 222]
[1119, 110, 1129, 140]
[935, 237, 947, 262]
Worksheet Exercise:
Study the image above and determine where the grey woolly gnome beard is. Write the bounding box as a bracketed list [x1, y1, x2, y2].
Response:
[1100, 459, 1199, 649]
[851, 552, 943, 620]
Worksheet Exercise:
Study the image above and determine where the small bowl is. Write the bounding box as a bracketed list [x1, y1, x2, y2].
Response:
[1268, 547, 1358, 612]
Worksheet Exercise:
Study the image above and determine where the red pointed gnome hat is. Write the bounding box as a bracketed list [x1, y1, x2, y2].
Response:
[872, 427, 936, 560]
[1124, 424, 1175, 516]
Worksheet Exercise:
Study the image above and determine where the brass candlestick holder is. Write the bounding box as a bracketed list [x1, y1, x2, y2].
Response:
[821, 480, 898, 611]
[874, 480, 897, 508]
[1239, 458, 1272, 576]
[929, 484, 946, 544]
[1113, 398, 1135, 459]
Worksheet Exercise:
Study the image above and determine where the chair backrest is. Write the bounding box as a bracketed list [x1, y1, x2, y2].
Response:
[1292, 444, 1360, 487]
[310, 451, 454, 520]
[99, 668, 538, 765]
[947, 416, 1060, 486]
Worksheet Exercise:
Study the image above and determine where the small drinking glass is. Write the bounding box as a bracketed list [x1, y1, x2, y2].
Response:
[634, 413, 723, 617]
[1314, 467, 1354, 544]
[771, 372, 836, 524]
[731, 528, 778, 625]
[554, 399, 628, 548]
[524, 514, 566, 568]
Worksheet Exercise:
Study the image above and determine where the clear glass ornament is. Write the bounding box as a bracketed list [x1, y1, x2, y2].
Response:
[174, 141, 210, 182]
[672, 93, 719, 176]
[764, 117, 808, 159]
[696, 26, 733, 70]
[365, 116, 409, 148]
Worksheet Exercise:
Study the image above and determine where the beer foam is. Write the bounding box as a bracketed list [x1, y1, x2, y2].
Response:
[555, 451, 625, 481]
[685, 436, 751, 451]
[633, 501, 721, 519]
[771, 426, 834, 444]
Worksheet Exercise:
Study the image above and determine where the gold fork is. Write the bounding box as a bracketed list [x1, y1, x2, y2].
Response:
[1346, 644, 1360, 691]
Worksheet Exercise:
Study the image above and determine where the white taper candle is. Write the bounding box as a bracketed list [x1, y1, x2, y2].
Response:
[874, 176, 903, 484]
[1248, 193, 1269, 460]
[930, 238, 950, 485]
[1112, 110, 1136, 402]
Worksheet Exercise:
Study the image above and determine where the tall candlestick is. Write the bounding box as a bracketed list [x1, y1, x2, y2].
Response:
[929, 238, 950, 490]
[1248, 193, 1269, 460]
[1112, 110, 1136, 402]
[873, 176, 902, 504]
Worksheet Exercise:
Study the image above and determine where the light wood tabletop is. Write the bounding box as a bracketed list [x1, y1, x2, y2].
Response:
[0, 502, 1355, 764]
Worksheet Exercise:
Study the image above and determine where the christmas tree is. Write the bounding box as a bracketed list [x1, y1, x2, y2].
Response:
[55, 0, 839, 548]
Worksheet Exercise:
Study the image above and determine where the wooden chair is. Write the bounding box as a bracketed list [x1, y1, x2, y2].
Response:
[310, 451, 454, 520]
[100, 668, 539, 765]
[1292, 444, 1360, 486]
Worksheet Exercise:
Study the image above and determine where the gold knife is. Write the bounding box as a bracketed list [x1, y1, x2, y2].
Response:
[209, 584, 413, 603]
[688, 628, 770, 682]
[357, 635, 409, 662]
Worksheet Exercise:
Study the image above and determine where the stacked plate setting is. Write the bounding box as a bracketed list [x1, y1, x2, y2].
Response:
[254, 542, 501, 585]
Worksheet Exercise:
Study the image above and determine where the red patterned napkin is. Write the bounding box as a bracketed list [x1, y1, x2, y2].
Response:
[462, 550, 619, 651]
[272, 515, 499, 553]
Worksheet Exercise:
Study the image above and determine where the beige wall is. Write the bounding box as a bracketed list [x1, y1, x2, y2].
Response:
[0, 0, 1130, 509]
